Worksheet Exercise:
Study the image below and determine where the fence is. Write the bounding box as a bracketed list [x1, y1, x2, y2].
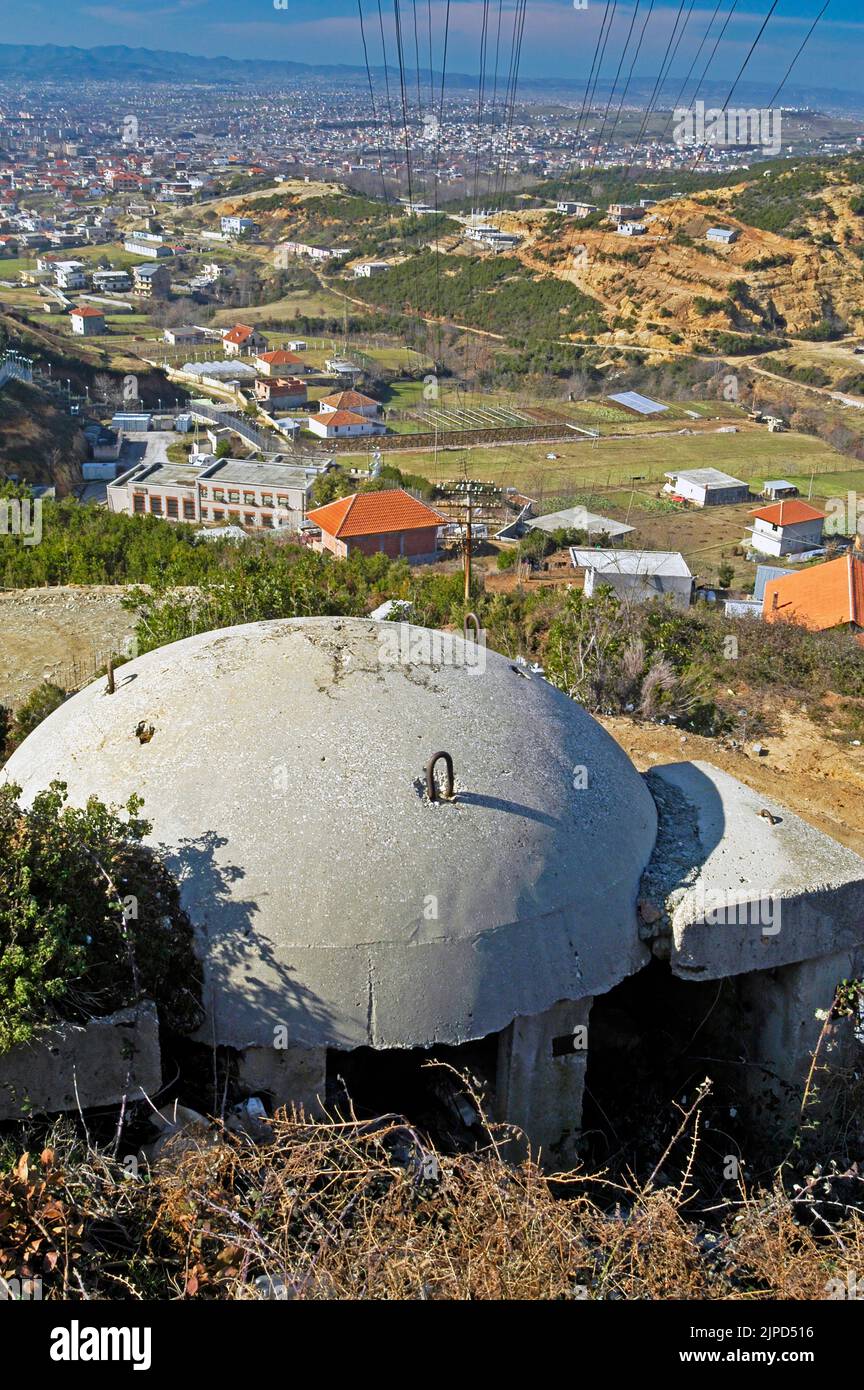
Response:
[189, 402, 283, 454]
[0, 351, 33, 392]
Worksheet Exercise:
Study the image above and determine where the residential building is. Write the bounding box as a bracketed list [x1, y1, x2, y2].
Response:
[255, 349, 305, 377]
[664, 468, 750, 506]
[617, 221, 646, 237]
[706, 227, 739, 245]
[354, 261, 390, 277]
[307, 408, 384, 439]
[555, 201, 597, 217]
[164, 326, 205, 346]
[69, 305, 106, 336]
[762, 551, 864, 639]
[254, 377, 308, 409]
[607, 204, 643, 223]
[318, 389, 381, 419]
[569, 548, 694, 609]
[277, 241, 350, 262]
[746, 500, 826, 558]
[306, 488, 446, 561]
[223, 324, 267, 357]
[92, 268, 131, 292]
[221, 215, 259, 238]
[133, 263, 171, 298]
[54, 259, 87, 289]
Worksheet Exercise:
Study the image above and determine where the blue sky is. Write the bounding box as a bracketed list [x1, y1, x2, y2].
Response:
[1, 1, 861, 90]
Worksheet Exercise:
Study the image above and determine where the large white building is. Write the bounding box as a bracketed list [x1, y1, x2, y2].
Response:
[108, 457, 324, 531]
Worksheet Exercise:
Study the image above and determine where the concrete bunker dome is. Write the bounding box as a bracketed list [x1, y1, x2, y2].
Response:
[3, 616, 658, 1057]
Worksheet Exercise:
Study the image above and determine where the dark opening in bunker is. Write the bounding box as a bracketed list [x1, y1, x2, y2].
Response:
[581, 958, 749, 1173]
[326, 1034, 500, 1150]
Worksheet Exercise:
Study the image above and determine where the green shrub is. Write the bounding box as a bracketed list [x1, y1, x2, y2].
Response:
[0, 782, 203, 1053]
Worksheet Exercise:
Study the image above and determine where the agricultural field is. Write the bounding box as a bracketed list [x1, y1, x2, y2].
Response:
[391, 423, 853, 590]
[377, 425, 846, 531]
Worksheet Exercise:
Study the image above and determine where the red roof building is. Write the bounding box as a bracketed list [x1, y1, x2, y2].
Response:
[747, 499, 827, 559]
[763, 551, 864, 637]
[255, 349, 305, 376]
[306, 487, 446, 561]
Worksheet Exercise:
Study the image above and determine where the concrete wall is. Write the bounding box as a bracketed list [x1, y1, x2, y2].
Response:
[735, 949, 862, 1133]
[496, 998, 592, 1170]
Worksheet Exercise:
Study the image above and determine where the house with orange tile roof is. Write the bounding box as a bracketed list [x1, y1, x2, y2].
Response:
[69, 305, 106, 336]
[307, 408, 384, 439]
[746, 499, 827, 559]
[255, 349, 306, 377]
[762, 552, 864, 640]
[221, 323, 267, 357]
[306, 488, 447, 561]
[319, 389, 381, 419]
[253, 376, 308, 409]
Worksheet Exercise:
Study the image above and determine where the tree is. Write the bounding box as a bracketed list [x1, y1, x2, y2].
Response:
[7, 683, 67, 751]
[718, 562, 735, 589]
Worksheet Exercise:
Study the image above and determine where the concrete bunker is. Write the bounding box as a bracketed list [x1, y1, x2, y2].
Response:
[2, 617, 863, 1165]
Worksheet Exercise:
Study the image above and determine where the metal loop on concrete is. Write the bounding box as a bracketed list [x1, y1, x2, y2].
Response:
[426, 751, 455, 803]
[463, 612, 480, 645]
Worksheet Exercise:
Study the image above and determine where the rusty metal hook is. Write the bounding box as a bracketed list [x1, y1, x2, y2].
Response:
[426, 751, 455, 803]
[463, 612, 480, 645]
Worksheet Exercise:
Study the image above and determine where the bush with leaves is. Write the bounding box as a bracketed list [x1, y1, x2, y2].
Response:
[0, 782, 203, 1053]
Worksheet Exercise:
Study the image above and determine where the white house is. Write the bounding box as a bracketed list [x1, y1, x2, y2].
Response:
[164, 326, 205, 346]
[92, 269, 131, 292]
[746, 500, 826, 558]
[617, 222, 647, 237]
[556, 201, 597, 217]
[706, 227, 739, 245]
[54, 260, 87, 289]
[664, 468, 750, 506]
[570, 549, 693, 609]
[69, 305, 106, 336]
[221, 216, 258, 238]
[354, 261, 390, 278]
[307, 409, 384, 439]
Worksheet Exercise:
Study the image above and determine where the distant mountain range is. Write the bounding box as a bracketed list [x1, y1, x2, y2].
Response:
[0, 44, 862, 117]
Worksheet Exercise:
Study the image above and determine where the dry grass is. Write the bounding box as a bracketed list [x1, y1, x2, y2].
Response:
[2, 1084, 862, 1301]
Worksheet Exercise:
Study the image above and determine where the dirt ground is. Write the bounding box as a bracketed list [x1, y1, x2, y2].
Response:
[0, 586, 138, 709]
[602, 705, 864, 859]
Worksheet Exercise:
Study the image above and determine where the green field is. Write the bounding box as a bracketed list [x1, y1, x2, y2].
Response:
[371, 427, 845, 497]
